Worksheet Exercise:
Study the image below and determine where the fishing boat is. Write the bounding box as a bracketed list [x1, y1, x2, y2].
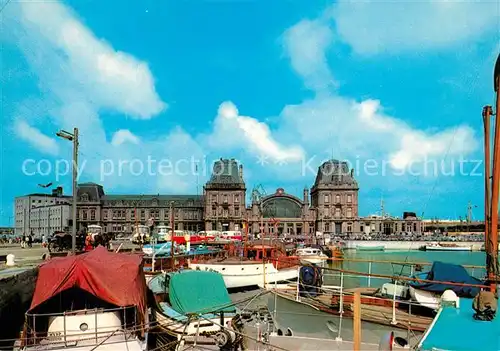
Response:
[356, 245, 385, 251]
[189, 243, 299, 289]
[423, 242, 472, 251]
[148, 270, 243, 350]
[295, 247, 329, 264]
[15, 246, 148, 350]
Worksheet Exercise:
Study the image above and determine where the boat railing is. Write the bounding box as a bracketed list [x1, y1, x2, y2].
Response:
[24, 305, 139, 347]
[269, 260, 489, 347]
[322, 257, 486, 286]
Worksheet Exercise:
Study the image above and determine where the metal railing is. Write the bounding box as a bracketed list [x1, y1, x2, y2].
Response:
[25, 305, 139, 347]
[268, 257, 488, 348]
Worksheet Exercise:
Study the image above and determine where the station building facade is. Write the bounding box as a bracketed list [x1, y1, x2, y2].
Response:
[15, 158, 422, 237]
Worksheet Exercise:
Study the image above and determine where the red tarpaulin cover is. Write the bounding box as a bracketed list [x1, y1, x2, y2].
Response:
[28, 246, 147, 332]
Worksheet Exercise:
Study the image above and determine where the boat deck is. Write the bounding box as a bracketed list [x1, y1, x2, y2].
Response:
[418, 298, 500, 350]
[275, 289, 432, 332]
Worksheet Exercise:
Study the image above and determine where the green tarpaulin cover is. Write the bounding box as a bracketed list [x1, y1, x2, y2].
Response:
[169, 270, 236, 315]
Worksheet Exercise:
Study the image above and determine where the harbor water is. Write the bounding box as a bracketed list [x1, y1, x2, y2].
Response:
[327, 249, 486, 289]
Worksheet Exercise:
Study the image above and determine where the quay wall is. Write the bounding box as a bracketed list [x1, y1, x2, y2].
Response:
[0, 268, 38, 348]
[343, 240, 484, 251]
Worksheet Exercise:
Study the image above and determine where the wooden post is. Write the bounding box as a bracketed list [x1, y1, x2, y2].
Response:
[353, 289, 361, 351]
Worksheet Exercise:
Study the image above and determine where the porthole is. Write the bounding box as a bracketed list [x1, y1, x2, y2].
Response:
[79, 323, 88, 332]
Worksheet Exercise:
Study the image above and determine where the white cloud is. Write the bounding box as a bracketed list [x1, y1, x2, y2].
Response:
[282, 18, 336, 91]
[16, 1, 166, 118]
[331, 1, 499, 55]
[2, 1, 188, 193]
[14, 120, 60, 156]
[111, 130, 141, 146]
[278, 16, 479, 173]
[3, 0, 484, 200]
[208, 101, 305, 162]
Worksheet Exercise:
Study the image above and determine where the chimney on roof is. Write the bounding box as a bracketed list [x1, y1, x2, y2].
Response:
[303, 187, 309, 204]
[239, 164, 243, 180]
[52, 187, 63, 197]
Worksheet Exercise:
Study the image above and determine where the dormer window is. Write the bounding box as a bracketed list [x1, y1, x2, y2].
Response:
[81, 193, 89, 202]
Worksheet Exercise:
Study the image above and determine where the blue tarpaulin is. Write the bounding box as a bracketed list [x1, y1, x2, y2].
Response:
[409, 261, 484, 298]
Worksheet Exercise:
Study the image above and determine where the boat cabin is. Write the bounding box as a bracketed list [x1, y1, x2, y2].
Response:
[296, 248, 323, 256]
[20, 247, 147, 349]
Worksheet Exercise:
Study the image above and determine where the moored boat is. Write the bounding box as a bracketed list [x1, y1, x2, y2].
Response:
[423, 243, 472, 251]
[408, 261, 485, 310]
[295, 247, 329, 264]
[148, 270, 243, 350]
[266, 265, 432, 334]
[356, 245, 385, 251]
[15, 246, 148, 350]
[189, 244, 299, 289]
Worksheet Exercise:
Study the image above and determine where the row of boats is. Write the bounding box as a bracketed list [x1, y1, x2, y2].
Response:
[9, 236, 495, 350]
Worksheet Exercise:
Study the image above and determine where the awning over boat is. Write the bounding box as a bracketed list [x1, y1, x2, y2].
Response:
[168, 270, 235, 315]
[28, 246, 147, 333]
[409, 261, 484, 297]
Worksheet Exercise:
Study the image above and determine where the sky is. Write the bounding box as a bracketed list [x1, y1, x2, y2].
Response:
[0, 0, 499, 226]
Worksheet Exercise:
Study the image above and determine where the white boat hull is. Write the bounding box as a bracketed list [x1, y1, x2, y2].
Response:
[299, 256, 328, 265]
[154, 309, 234, 337]
[409, 286, 440, 310]
[17, 310, 147, 350]
[425, 245, 472, 251]
[189, 262, 298, 289]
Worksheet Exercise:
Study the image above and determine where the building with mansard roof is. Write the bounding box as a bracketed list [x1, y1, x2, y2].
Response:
[14, 158, 422, 238]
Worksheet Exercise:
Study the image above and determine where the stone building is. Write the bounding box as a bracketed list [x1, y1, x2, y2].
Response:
[203, 158, 246, 232]
[14, 187, 70, 236]
[30, 203, 71, 237]
[14, 158, 422, 238]
[311, 160, 359, 234]
[249, 187, 316, 236]
[75, 182, 203, 235]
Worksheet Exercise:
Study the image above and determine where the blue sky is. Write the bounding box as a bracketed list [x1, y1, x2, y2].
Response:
[1, 0, 499, 226]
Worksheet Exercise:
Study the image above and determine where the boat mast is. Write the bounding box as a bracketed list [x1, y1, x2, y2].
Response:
[483, 105, 492, 274]
[487, 53, 500, 293]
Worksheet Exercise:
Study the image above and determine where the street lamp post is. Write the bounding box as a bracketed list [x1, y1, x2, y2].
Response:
[170, 201, 175, 269]
[56, 128, 79, 254]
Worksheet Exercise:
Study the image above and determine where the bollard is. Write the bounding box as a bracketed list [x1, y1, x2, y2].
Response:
[6, 254, 15, 266]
